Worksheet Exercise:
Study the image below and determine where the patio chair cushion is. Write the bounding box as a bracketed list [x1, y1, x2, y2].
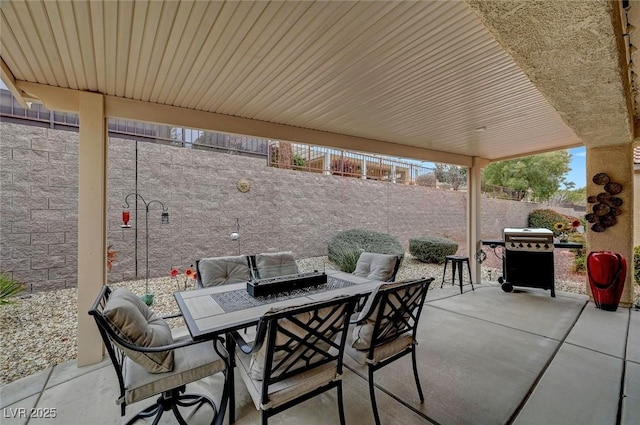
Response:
[103, 288, 174, 373]
[238, 350, 338, 410]
[352, 252, 397, 281]
[123, 336, 228, 404]
[198, 255, 250, 286]
[345, 326, 414, 365]
[350, 281, 408, 350]
[255, 251, 298, 279]
[247, 299, 346, 380]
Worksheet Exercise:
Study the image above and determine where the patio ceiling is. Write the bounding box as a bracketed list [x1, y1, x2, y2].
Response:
[0, 0, 634, 165]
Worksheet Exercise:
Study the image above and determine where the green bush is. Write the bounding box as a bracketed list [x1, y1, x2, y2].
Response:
[528, 209, 582, 236]
[634, 246, 640, 284]
[328, 229, 403, 273]
[409, 237, 458, 264]
[528, 208, 568, 233]
[333, 250, 361, 273]
[0, 271, 24, 305]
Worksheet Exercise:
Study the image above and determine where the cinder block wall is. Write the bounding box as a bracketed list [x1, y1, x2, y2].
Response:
[0, 123, 578, 291]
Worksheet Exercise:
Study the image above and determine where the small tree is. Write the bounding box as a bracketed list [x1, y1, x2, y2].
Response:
[482, 151, 571, 201]
[434, 164, 467, 190]
[415, 172, 436, 187]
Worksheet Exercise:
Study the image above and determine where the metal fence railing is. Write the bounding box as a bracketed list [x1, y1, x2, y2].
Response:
[1, 88, 579, 204]
[267, 141, 434, 184]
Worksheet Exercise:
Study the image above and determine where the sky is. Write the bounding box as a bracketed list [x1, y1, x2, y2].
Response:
[566, 147, 586, 189]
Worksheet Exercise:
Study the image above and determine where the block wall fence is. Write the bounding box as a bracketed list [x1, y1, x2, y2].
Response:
[0, 123, 578, 291]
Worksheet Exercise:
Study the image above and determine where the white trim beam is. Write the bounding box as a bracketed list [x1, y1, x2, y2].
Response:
[0, 58, 28, 108]
[12, 81, 480, 166]
[15, 81, 79, 112]
[104, 96, 474, 166]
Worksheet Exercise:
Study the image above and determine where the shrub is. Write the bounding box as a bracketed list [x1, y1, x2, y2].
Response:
[528, 209, 568, 233]
[333, 250, 361, 273]
[328, 229, 403, 273]
[292, 154, 306, 169]
[528, 209, 582, 237]
[409, 236, 458, 264]
[634, 246, 640, 284]
[415, 173, 436, 187]
[0, 271, 25, 305]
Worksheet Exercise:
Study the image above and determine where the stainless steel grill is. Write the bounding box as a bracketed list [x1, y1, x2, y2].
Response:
[500, 228, 556, 297]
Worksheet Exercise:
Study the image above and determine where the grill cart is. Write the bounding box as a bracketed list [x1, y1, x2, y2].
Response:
[499, 228, 555, 297]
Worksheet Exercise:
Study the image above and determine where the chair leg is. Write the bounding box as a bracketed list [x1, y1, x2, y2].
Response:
[125, 402, 163, 425]
[337, 382, 346, 425]
[173, 394, 217, 425]
[411, 347, 425, 403]
[368, 367, 382, 425]
[261, 410, 268, 425]
[226, 335, 236, 424]
[457, 261, 463, 293]
[126, 389, 219, 425]
[440, 259, 448, 288]
[466, 259, 475, 291]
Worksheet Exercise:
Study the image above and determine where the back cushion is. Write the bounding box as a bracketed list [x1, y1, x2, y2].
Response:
[352, 252, 397, 281]
[249, 301, 348, 380]
[352, 281, 418, 351]
[198, 256, 250, 287]
[255, 252, 298, 279]
[103, 288, 174, 373]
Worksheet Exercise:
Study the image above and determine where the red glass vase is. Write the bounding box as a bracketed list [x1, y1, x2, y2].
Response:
[587, 251, 627, 311]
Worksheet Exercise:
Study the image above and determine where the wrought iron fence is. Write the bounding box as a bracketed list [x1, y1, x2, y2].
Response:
[1, 88, 566, 201]
[267, 141, 434, 185]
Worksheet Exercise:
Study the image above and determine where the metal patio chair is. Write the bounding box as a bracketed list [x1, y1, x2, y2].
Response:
[231, 295, 358, 425]
[345, 278, 434, 425]
[89, 286, 229, 425]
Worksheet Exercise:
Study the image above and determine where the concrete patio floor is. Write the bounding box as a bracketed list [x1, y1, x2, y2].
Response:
[2, 282, 638, 425]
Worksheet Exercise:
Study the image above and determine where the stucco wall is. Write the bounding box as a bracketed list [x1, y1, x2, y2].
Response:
[0, 123, 578, 291]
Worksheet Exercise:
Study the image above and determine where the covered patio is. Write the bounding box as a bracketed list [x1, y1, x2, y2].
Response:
[1, 284, 638, 424]
[0, 1, 637, 423]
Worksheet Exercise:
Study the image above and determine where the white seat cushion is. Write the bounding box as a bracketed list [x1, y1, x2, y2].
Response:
[123, 338, 227, 404]
[345, 324, 414, 365]
[236, 348, 339, 410]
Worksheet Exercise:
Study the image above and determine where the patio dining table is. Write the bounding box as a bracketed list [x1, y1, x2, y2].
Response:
[173, 268, 386, 423]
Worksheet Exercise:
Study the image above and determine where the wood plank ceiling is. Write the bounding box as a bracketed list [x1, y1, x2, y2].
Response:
[0, 0, 596, 162]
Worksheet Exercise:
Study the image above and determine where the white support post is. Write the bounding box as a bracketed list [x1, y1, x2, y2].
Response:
[77, 92, 108, 366]
[467, 157, 488, 284]
[324, 152, 331, 175]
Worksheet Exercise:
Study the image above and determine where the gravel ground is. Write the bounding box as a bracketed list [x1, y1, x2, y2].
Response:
[0, 254, 604, 386]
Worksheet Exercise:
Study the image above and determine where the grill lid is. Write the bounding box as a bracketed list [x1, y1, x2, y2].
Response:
[503, 228, 553, 237]
[503, 228, 554, 252]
